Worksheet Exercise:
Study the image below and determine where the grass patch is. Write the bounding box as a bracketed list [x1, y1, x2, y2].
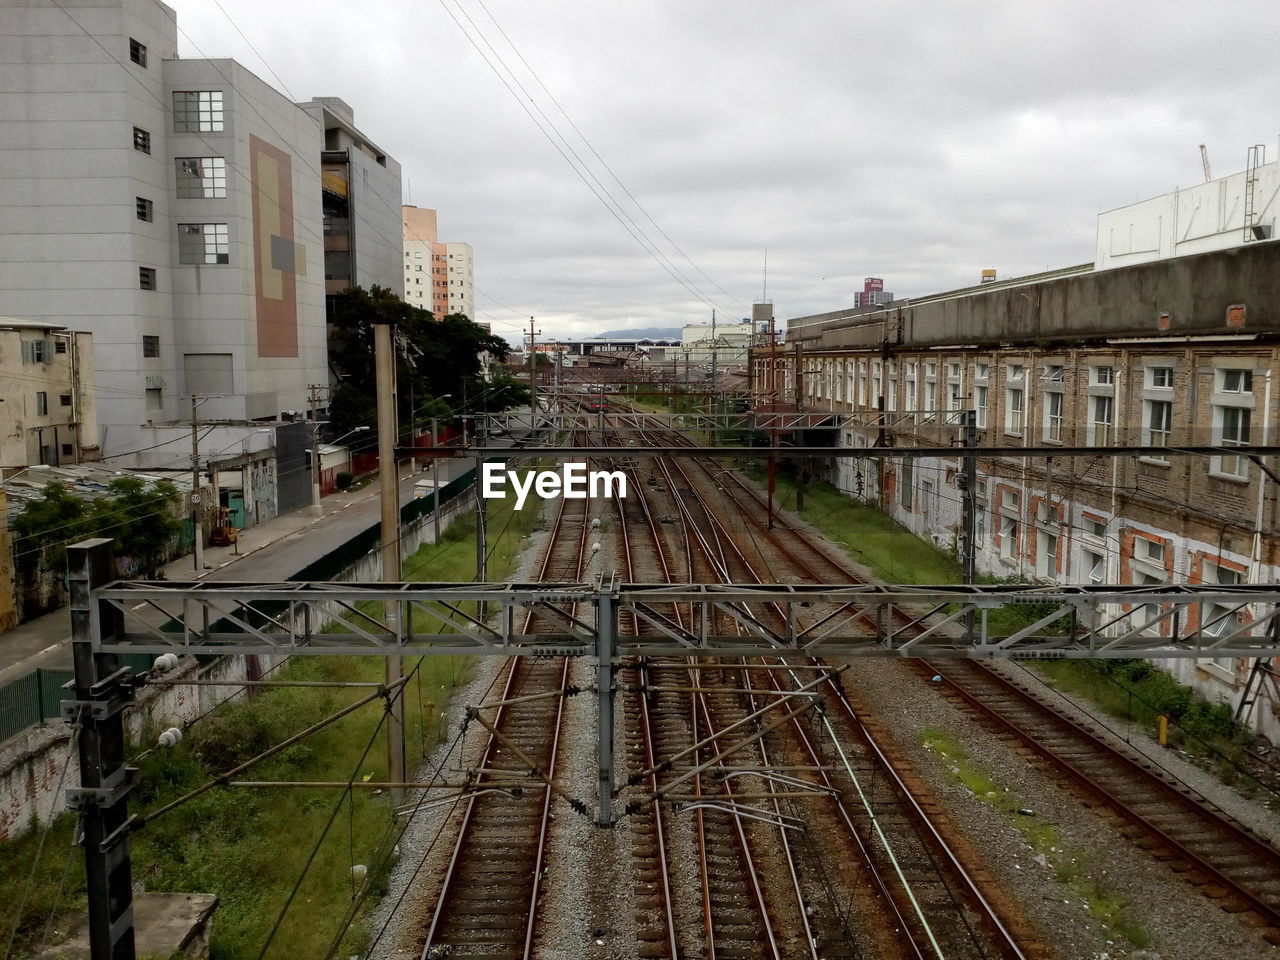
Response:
[1027, 658, 1254, 780]
[0, 487, 543, 960]
[919, 727, 1150, 948]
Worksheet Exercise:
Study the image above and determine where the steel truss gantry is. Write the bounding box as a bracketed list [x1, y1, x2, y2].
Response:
[62, 540, 1280, 958]
[95, 578, 1280, 661]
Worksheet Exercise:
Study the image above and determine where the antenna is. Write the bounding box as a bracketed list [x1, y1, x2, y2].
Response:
[1199, 144, 1212, 182]
[762, 249, 768, 301]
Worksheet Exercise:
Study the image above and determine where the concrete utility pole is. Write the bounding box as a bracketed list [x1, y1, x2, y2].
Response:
[373, 317, 407, 803]
[190, 396, 204, 572]
[528, 316, 541, 427]
[431, 416, 441, 543]
[308, 382, 326, 516]
[960, 409, 978, 642]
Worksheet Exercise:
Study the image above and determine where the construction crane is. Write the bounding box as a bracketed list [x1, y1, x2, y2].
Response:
[1200, 143, 1212, 182]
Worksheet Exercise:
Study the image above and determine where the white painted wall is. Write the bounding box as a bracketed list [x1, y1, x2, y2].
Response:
[1096, 150, 1280, 270]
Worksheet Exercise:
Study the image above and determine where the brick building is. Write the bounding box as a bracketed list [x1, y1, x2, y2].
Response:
[754, 240, 1280, 739]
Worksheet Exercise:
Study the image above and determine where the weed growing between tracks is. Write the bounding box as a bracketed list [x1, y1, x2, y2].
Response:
[0, 490, 542, 960]
[919, 727, 1152, 949]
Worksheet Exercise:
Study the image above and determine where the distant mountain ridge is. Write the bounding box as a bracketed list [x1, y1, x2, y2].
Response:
[595, 326, 682, 339]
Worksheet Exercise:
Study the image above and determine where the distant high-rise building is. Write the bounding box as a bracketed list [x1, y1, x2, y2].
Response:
[854, 277, 893, 308]
[402, 207, 475, 321]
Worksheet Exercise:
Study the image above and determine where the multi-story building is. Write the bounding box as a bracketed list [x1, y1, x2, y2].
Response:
[755, 203, 1280, 739]
[853, 277, 893, 308]
[0, 0, 400, 468]
[311, 97, 403, 329]
[0, 319, 98, 470]
[402, 206, 475, 320]
[680, 319, 767, 372]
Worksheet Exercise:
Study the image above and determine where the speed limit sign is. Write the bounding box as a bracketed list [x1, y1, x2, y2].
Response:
[189, 492, 202, 506]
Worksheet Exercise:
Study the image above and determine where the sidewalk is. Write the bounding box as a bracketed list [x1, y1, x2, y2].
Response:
[0, 465, 421, 686]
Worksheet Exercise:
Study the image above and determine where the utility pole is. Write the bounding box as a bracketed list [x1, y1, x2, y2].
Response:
[308, 383, 326, 516]
[960, 409, 978, 642]
[528, 317, 541, 428]
[431, 416, 441, 543]
[794, 340, 805, 512]
[66, 539, 137, 960]
[190, 396, 204, 572]
[767, 318, 778, 530]
[373, 316, 406, 804]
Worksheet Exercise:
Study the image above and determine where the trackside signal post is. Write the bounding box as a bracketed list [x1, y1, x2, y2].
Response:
[63, 536, 1280, 957]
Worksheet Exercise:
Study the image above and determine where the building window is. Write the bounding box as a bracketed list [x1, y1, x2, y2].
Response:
[1220, 368, 1253, 394]
[1214, 405, 1251, 478]
[139, 267, 157, 290]
[921, 480, 933, 523]
[1037, 528, 1058, 579]
[143, 335, 160, 358]
[901, 459, 913, 509]
[1044, 390, 1064, 442]
[34, 392, 48, 415]
[1083, 549, 1105, 584]
[176, 157, 228, 198]
[59, 393, 72, 406]
[1005, 366, 1024, 433]
[54, 340, 67, 354]
[61, 443, 74, 457]
[1198, 561, 1245, 672]
[975, 384, 988, 428]
[1143, 399, 1172, 458]
[1043, 363, 1065, 383]
[1146, 365, 1174, 389]
[1088, 395, 1113, 446]
[976, 505, 986, 545]
[1091, 365, 1114, 386]
[178, 223, 230, 264]
[1083, 515, 1107, 540]
[173, 90, 225, 132]
[129, 38, 147, 66]
[21, 339, 48, 364]
[136, 197, 153, 222]
[145, 388, 162, 411]
[1135, 536, 1165, 566]
[133, 126, 151, 154]
[999, 516, 1019, 561]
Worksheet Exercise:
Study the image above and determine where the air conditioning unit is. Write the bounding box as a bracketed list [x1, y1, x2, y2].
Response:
[1249, 223, 1273, 241]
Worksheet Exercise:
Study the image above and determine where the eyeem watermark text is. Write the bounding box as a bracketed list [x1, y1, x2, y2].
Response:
[482, 462, 627, 510]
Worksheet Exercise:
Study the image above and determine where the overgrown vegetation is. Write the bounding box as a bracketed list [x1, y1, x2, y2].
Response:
[12, 476, 181, 579]
[0, 482, 543, 960]
[754, 467, 1261, 772]
[919, 727, 1151, 948]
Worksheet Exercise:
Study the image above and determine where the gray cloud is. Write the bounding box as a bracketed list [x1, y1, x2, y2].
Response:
[172, 0, 1280, 340]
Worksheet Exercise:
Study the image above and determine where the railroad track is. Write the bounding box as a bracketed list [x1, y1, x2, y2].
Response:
[622, 404, 1280, 939]
[612, 409, 1033, 959]
[417, 458, 591, 960]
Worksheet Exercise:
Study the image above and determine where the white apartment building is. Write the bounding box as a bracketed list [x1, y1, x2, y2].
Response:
[402, 206, 475, 320]
[0, 0, 401, 465]
[445, 242, 474, 319]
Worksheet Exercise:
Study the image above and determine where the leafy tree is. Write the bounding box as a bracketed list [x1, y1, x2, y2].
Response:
[91, 476, 181, 577]
[11, 477, 181, 579]
[11, 482, 88, 574]
[327, 286, 513, 435]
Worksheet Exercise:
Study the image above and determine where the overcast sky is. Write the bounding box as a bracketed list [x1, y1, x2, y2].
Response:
[171, 0, 1280, 344]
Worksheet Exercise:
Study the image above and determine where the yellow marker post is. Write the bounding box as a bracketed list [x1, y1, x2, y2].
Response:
[1157, 714, 1168, 746]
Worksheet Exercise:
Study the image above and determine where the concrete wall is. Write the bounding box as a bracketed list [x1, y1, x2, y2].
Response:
[787, 240, 1280, 353]
[1097, 155, 1280, 270]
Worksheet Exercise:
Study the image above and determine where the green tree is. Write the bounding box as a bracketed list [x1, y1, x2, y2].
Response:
[11, 481, 88, 575]
[326, 286, 513, 434]
[92, 476, 181, 577]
